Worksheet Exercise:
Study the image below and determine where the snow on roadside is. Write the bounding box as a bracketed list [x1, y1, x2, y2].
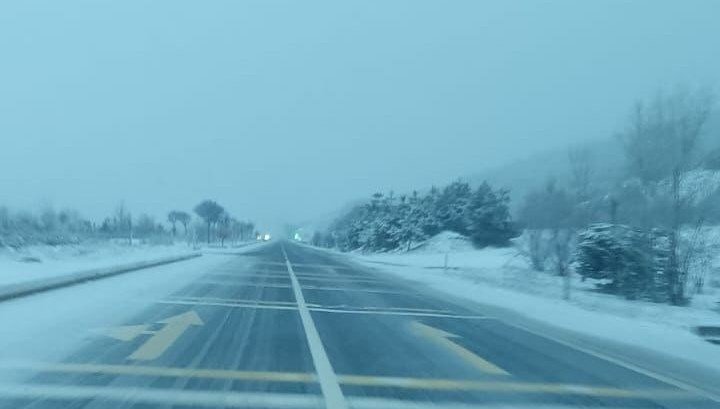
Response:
[411, 231, 475, 253]
[349, 236, 720, 371]
[0, 252, 246, 382]
[0, 241, 198, 286]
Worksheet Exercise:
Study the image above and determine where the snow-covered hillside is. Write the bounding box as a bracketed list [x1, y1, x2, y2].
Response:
[467, 138, 625, 207]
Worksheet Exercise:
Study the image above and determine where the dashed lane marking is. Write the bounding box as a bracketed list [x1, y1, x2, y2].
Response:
[254, 261, 354, 270]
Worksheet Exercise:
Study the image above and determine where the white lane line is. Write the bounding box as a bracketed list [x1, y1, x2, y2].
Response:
[282, 245, 348, 409]
[206, 272, 351, 279]
[156, 300, 298, 311]
[296, 277, 387, 284]
[295, 273, 368, 279]
[195, 280, 411, 295]
[194, 281, 293, 288]
[255, 262, 353, 270]
[301, 286, 409, 295]
[502, 320, 720, 403]
[156, 299, 489, 319]
[203, 274, 384, 284]
[309, 308, 490, 319]
[314, 305, 454, 313]
[206, 273, 292, 279]
[167, 296, 298, 306]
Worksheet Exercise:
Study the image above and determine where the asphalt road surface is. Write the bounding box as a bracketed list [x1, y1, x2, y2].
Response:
[0, 241, 717, 409]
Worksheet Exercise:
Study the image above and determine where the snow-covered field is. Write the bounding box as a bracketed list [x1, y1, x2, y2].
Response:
[0, 241, 201, 287]
[349, 232, 720, 371]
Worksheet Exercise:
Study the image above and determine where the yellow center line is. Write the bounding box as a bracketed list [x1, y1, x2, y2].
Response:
[13, 363, 315, 383]
[338, 375, 688, 399]
[3, 362, 699, 400]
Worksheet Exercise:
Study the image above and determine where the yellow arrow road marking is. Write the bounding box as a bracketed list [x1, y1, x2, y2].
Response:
[95, 324, 152, 342]
[410, 321, 509, 376]
[125, 311, 203, 361]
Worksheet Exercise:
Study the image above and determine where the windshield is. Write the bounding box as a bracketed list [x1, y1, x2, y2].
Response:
[1, 1, 719, 409]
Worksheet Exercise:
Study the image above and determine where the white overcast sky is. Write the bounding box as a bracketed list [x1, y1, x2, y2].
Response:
[1, 1, 719, 231]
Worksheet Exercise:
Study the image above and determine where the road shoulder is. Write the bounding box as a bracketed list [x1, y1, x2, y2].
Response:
[299, 243, 720, 402]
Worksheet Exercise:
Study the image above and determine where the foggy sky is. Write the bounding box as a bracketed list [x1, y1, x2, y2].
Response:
[1, 1, 719, 232]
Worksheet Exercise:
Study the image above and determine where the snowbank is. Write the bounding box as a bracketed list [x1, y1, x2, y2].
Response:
[0, 242, 195, 287]
[410, 231, 475, 253]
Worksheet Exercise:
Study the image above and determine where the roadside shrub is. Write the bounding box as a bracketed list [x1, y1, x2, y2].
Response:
[575, 223, 670, 301]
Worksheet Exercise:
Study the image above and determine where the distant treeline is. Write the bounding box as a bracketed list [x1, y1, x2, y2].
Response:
[0, 199, 257, 249]
[314, 181, 516, 252]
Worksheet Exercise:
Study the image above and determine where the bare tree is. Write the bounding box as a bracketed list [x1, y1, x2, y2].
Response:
[618, 87, 714, 304]
[679, 218, 712, 296]
[230, 219, 242, 245]
[175, 211, 191, 236]
[166, 210, 192, 238]
[135, 214, 158, 239]
[618, 87, 713, 184]
[194, 200, 225, 244]
[167, 211, 180, 236]
[568, 147, 593, 203]
[114, 203, 133, 245]
[216, 213, 232, 247]
[518, 179, 579, 299]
